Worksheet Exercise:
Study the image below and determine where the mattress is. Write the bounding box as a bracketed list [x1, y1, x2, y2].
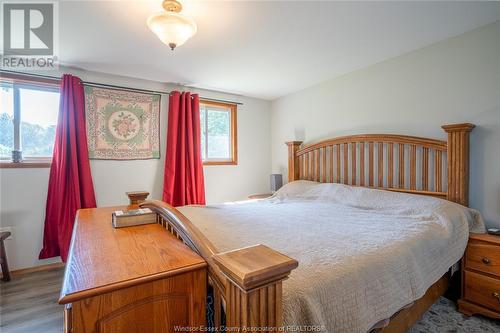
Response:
[177, 181, 485, 332]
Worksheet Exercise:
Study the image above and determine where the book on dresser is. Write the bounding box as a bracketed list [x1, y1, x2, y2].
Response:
[112, 208, 156, 228]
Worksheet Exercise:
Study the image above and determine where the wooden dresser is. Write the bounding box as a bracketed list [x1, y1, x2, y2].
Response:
[59, 206, 207, 333]
[458, 233, 500, 318]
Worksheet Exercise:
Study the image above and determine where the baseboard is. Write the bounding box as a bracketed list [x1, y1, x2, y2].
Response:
[1, 262, 65, 279]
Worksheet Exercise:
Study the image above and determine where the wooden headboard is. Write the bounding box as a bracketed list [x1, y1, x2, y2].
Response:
[286, 123, 474, 206]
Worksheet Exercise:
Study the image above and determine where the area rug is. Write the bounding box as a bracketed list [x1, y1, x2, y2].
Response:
[410, 297, 500, 333]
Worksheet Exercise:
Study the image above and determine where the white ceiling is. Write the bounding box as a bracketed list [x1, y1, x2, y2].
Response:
[58, 1, 500, 100]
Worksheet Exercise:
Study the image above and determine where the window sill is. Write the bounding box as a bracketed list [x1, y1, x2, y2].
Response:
[0, 160, 52, 168]
[203, 160, 237, 166]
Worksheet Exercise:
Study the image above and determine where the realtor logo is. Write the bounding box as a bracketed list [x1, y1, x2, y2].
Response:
[1, 1, 58, 69]
[3, 3, 53, 55]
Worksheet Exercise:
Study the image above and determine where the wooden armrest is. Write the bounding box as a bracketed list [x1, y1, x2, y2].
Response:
[213, 244, 298, 291]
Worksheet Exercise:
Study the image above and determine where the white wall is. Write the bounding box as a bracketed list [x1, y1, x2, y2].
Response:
[0, 67, 271, 270]
[271, 21, 500, 228]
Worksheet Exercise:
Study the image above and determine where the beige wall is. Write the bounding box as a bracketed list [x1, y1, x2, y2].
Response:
[271, 21, 500, 228]
[0, 67, 271, 270]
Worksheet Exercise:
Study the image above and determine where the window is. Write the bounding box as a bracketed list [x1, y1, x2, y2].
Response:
[199, 100, 237, 165]
[0, 75, 60, 167]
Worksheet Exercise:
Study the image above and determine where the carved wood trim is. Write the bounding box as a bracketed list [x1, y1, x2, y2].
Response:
[378, 142, 384, 187]
[442, 123, 475, 206]
[398, 144, 405, 188]
[296, 134, 447, 155]
[213, 245, 297, 331]
[360, 143, 365, 186]
[351, 142, 357, 185]
[225, 280, 284, 330]
[286, 141, 302, 182]
[286, 124, 474, 203]
[388, 143, 394, 187]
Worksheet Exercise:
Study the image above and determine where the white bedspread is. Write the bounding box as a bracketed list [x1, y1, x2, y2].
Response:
[177, 181, 485, 333]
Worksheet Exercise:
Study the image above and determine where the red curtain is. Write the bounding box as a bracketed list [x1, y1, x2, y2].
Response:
[163, 91, 205, 206]
[39, 74, 96, 262]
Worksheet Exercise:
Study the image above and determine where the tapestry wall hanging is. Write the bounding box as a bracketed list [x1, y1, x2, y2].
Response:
[85, 86, 161, 160]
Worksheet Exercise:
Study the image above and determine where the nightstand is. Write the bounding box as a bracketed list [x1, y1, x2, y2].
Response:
[458, 233, 500, 318]
[248, 193, 273, 199]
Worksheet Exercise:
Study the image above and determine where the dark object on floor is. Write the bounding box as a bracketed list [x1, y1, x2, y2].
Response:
[409, 297, 500, 333]
[206, 284, 226, 330]
[444, 266, 462, 302]
[0, 232, 11, 282]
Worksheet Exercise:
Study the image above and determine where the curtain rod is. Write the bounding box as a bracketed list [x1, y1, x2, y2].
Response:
[0, 70, 243, 105]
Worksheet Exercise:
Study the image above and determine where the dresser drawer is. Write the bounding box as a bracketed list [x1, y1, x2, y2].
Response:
[463, 271, 500, 312]
[466, 242, 500, 277]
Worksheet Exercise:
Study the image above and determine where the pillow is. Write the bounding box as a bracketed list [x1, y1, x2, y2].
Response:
[274, 181, 485, 233]
[273, 180, 320, 199]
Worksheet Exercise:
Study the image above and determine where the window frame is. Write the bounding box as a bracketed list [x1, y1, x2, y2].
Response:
[0, 73, 60, 168]
[200, 99, 238, 166]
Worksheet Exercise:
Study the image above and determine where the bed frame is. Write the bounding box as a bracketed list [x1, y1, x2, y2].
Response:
[141, 123, 475, 332]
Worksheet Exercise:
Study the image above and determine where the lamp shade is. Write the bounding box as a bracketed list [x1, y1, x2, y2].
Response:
[270, 174, 283, 192]
[147, 11, 197, 50]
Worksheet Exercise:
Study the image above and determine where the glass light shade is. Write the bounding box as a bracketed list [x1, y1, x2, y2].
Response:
[147, 11, 197, 49]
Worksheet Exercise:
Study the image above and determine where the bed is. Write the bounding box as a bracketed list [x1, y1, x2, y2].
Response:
[141, 123, 483, 332]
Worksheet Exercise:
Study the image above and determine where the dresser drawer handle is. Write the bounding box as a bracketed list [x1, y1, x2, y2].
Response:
[493, 292, 500, 301]
[482, 257, 491, 265]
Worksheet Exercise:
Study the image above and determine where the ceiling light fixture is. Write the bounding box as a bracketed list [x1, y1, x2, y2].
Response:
[147, 0, 197, 50]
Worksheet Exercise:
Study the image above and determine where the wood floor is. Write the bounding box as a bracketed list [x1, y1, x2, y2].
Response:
[0, 266, 64, 333]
